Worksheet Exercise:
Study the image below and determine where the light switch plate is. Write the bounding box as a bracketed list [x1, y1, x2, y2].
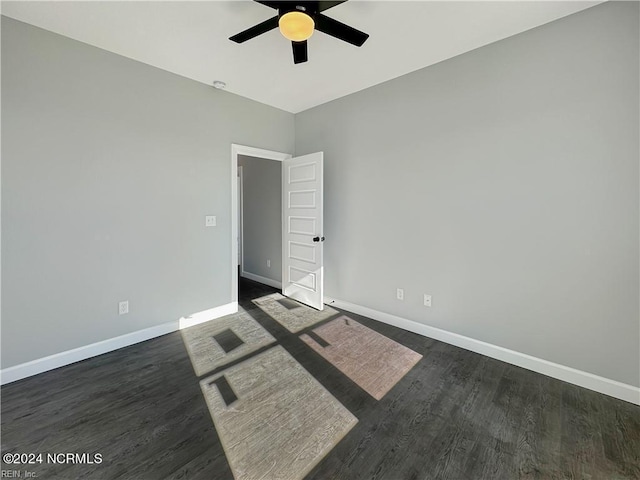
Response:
[205, 215, 217, 227]
[119, 301, 129, 315]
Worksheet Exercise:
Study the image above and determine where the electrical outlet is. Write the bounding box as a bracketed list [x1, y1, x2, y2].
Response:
[119, 301, 129, 315]
[424, 294, 432, 307]
[396, 288, 404, 301]
[267, 259, 271, 268]
[205, 215, 217, 227]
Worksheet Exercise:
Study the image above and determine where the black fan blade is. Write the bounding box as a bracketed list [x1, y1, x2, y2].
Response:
[315, 13, 369, 46]
[318, 1, 348, 12]
[254, 1, 280, 9]
[292, 41, 308, 64]
[229, 16, 278, 43]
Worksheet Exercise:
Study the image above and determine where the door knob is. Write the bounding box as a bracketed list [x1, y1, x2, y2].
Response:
[312, 236, 325, 242]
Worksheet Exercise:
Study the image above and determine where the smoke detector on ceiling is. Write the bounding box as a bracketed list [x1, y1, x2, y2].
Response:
[212, 80, 226, 89]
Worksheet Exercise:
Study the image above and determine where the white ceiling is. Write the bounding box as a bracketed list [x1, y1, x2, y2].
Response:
[1, 1, 601, 113]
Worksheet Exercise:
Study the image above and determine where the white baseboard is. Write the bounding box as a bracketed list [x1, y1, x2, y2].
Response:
[178, 302, 238, 329]
[241, 270, 282, 289]
[0, 301, 238, 386]
[324, 296, 640, 406]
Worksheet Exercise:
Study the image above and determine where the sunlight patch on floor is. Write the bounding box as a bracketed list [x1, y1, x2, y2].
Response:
[252, 293, 339, 332]
[301, 316, 423, 400]
[181, 311, 276, 377]
[200, 346, 358, 480]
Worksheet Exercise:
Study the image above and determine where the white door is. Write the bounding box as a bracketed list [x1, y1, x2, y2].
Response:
[282, 152, 324, 310]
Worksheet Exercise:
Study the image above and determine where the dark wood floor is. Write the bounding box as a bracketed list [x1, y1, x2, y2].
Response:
[2, 278, 639, 479]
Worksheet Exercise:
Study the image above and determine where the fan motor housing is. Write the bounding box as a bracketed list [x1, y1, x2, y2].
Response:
[278, 4, 315, 18]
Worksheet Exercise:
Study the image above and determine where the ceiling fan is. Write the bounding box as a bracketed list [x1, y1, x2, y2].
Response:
[229, 1, 369, 64]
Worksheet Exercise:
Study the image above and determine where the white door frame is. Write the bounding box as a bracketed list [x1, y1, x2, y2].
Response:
[237, 165, 243, 271]
[231, 144, 292, 304]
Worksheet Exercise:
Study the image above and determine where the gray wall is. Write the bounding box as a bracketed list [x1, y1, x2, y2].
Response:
[1, 17, 294, 368]
[238, 155, 282, 283]
[295, 2, 640, 386]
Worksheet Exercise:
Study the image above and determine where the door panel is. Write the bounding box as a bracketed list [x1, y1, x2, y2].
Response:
[282, 152, 324, 310]
[289, 241, 315, 263]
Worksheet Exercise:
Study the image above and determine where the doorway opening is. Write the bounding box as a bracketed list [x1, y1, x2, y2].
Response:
[231, 144, 291, 305]
[231, 145, 325, 311]
[238, 155, 283, 288]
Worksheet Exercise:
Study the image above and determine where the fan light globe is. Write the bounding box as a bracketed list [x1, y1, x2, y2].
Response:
[279, 11, 314, 42]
